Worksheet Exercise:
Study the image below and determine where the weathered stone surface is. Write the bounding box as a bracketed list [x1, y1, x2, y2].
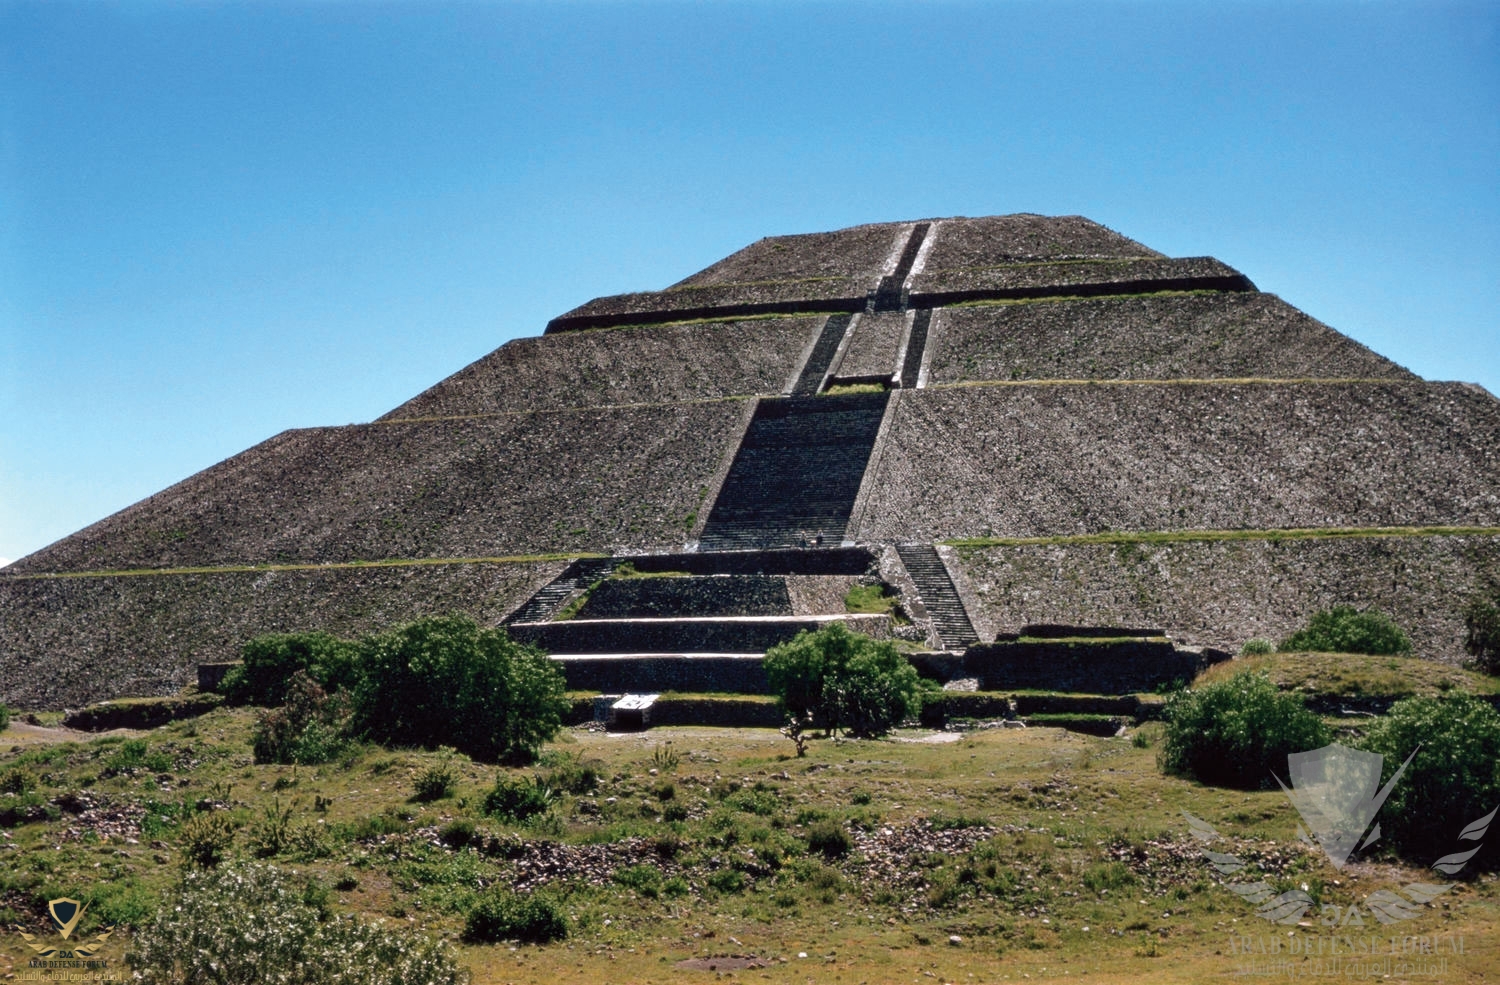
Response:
[671, 222, 909, 288]
[920, 214, 1163, 268]
[831, 311, 907, 383]
[948, 535, 1500, 661]
[577, 576, 793, 618]
[12, 401, 750, 573]
[924, 293, 1412, 384]
[962, 638, 1222, 693]
[909, 257, 1250, 304]
[383, 316, 822, 420]
[859, 382, 1500, 541]
[0, 561, 559, 708]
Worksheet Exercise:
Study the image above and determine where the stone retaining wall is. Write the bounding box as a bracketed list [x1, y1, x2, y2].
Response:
[511, 613, 891, 654]
[924, 293, 1413, 385]
[962, 639, 1226, 693]
[383, 317, 822, 420]
[0, 560, 559, 708]
[578, 576, 793, 619]
[948, 535, 1500, 663]
[553, 654, 772, 694]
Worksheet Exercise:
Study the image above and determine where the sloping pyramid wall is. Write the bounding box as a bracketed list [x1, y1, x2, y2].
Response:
[4, 214, 1498, 707]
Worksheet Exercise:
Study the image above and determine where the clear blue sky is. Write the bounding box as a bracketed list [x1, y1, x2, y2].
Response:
[2, 1, 1497, 567]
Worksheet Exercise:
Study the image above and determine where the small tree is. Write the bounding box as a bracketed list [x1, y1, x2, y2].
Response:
[1159, 671, 1331, 789]
[222, 631, 359, 706]
[1359, 694, 1500, 868]
[1465, 599, 1500, 675]
[763, 623, 924, 739]
[1280, 606, 1411, 656]
[350, 615, 566, 763]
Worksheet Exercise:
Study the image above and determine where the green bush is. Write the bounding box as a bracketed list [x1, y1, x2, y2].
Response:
[1239, 637, 1275, 656]
[1359, 694, 1500, 868]
[252, 671, 350, 765]
[1159, 671, 1331, 789]
[1280, 606, 1411, 656]
[178, 811, 238, 869]
[612, 864, 663, 898]
[464, 887, 567, 943]
[222, 631, 359, 706]
[806, 819, 852, 860]
[0, 703, 9, 732]
[351, 615, 566, 763]
[413, 752, 460, 802]
[483, 775, 556, 822]
[128, 862, 468, 984]
[0, 766, 37, 794]
[764, 623, 926, 737]
[1465, 600, 1500, 675]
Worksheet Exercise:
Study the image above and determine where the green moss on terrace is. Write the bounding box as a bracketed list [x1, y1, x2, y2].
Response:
[944, 525, 1500, 551]
[929, 376, 1397, 391]
[377, 392, 755, 426]
[944, 288, 1226, 308]
[2, 552, 606, 581]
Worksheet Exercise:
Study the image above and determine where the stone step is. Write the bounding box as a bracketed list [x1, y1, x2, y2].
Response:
[895, 544, 980, 649]
[505, 557, 616, 624]
[791, 313, 853, 396]
[511, 613, 891, 655]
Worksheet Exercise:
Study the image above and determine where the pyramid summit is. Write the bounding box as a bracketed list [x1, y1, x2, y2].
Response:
[4, 214, 1499, 708]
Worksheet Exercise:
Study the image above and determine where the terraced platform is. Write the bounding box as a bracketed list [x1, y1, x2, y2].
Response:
[4, 213, 1498, 708]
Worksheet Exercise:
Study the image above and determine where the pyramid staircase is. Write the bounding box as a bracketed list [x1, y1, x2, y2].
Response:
[895, 544, 979, 650]
[504, 557, 616, 625]
[697, 391, 890, 551]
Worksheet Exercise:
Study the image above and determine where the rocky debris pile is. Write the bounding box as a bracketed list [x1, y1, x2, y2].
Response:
[54, 791, 146, 844]
[848, 819, 995, 889]
[1107, 836, 1312, 895]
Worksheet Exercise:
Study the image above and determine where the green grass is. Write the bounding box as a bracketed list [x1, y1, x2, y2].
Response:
[843, 582, 900, 615]
[1, 706, 1495, 983]
[821, 382, 888, 396]
[1194, 650, 1500, 697]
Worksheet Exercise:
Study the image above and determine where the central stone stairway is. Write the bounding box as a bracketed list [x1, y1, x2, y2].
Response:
[697, 391, 890, 551]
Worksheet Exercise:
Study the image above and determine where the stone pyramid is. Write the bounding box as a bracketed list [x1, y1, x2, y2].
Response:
[4, 214, 1498, 708]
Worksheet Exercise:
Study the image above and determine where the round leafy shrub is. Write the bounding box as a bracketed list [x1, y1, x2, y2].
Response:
[1280, 606, 1411, 656]
[1359, 694, 1500, 868]
[1239, 637, 1275, 656]
[1465, 600, 1500, 675]
[221, 631, 359, 706]
[128, 862, 468, 984]
[764, 622, 926, 738]
[351, 615, 566, 763]
[464, 887, 567, 943]
[0, 703, 9, 732]
[1159, 671, 1331, 789]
